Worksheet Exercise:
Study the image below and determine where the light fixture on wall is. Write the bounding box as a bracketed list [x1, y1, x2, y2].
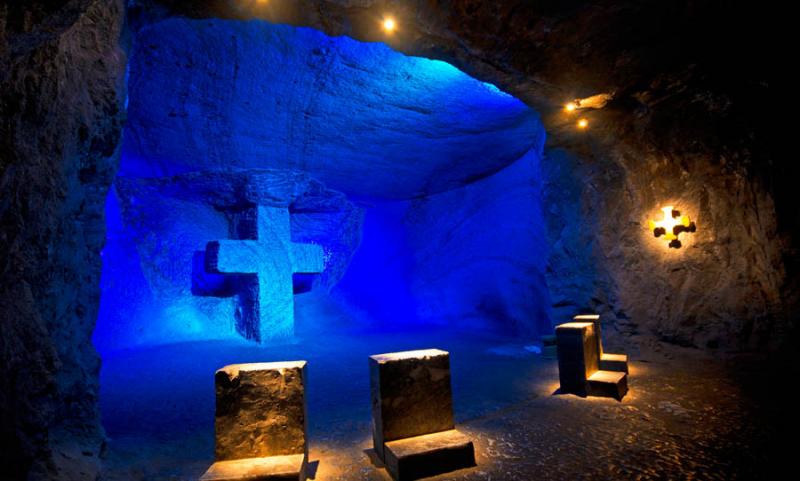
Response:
[649, 206, 696, 249]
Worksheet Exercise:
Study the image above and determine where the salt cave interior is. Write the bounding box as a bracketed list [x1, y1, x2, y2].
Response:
[0, 1, 788, 481]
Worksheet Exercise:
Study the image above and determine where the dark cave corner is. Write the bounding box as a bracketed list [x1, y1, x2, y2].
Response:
[0, 1, 789, 480]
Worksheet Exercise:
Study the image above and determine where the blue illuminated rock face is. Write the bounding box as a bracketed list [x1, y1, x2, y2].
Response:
[95, 170, 363, 350]
[334, 147, 549, 336]
[122, 18, 540, 200]
[204, 205, 325, 342]
[95, 18, 549, 350]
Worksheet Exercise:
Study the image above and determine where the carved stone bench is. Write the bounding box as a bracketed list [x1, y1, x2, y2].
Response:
[370, 349, 476, 480]
[556, 322, 628, 401]
[573, 314, 629, 373]
[200, 361, 308, 481]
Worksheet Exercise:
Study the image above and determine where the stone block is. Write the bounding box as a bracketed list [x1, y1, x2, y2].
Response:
[199, 454, 306, 481]
[600, 353, 629, 373]
[574, 314, 629, 374]
[384, 429, 476, 481]
[573, 314, 602, 356]
[213, 361, 308, 461]
[555, 322, 599, 396]
[587, 370, 628, 401]
[369, 349, 455, 462]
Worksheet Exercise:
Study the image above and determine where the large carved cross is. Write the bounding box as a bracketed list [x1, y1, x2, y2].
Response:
[204, 205, 324, 342]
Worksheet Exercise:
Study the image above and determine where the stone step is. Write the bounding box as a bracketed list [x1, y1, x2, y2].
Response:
[384, 429, 476, 481]
[600, 353, 629, 373]
[587, 370, 628, 401]
[199, 454, 306, 481]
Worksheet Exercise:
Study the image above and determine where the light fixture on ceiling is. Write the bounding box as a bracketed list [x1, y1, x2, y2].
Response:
[382, 17, 397, 34]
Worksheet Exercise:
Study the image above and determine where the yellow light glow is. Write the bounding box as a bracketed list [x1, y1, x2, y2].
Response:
[564, 102, 577, 112]
[577, 118, 588, 129]
[653, 206, 678, 235]
[382, 17, 397, 33]
[650, 205, 696, 248]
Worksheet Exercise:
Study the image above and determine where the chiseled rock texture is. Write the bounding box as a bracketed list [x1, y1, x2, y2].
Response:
[333, 147, 550, 337]
[0, 1, 125, 479]
[121, 17, 540, 201]
[132, 0, 787, 353]
[404, 147, 550, 335]
[370, 349, 455, 461]
[94, 169, 363, 349]
[214, 362, 308, 461]
[0, 1, 787, 480]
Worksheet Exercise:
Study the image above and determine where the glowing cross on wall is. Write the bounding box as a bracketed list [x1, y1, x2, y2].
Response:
[649, 206, 697, 249]
[203, 205, 325, 342]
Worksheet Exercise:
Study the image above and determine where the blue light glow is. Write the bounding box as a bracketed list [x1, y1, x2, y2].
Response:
[93, 19, 548, 354]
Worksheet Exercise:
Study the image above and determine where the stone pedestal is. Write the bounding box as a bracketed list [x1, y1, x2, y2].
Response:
[384, 430, 476, 481]
[556, 322, 599, 396]
[574, 314, 629, 373]
[556, 322, 628, 401]
[369, 349, 476, 480]
[200, 361, 308, 481]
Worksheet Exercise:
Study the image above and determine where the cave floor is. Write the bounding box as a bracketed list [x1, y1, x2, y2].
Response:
[99, 329, 775, 480]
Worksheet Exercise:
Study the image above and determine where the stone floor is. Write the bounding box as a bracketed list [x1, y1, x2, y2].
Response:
[99, 329, 782, 480]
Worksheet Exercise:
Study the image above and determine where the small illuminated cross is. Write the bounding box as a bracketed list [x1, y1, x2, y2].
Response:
[204, 206, 324, 342]
[649, 206, 696, 249]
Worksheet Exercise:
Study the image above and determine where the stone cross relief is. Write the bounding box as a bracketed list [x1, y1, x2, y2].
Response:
[201, 205, 324, 342]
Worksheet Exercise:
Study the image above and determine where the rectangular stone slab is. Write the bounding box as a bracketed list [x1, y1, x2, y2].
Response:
[199, 454, 306, 481]
[600, 353, 629, 373]
[370, 349, 455, 461]
[574, 314, 629, 373]
[384, 429, 476, 481]
[214, 361, 307, 461]
[574, 314, 603, 356]
[587, 370, 628, 401]
[556, 322, 599, 396]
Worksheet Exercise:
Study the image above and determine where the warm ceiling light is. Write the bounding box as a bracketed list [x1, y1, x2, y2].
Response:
[564, 102, 577, 112]
[577, 118, 588, 129]
[382, 17, 397, 33]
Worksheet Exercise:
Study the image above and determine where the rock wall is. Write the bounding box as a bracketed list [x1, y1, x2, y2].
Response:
[139, 0, 785, 352]
[95, 169, 363, 351]
[334, 147, 551, 337]
[542, 145, 786, 352]
[0, 0, 786, 479]
[405, 148, 550, 336]
[0, 1, 126, 479]
[122, 17, 540, 200]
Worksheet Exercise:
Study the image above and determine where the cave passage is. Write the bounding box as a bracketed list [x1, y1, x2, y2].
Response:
[95, 17, 553, 477]
[93, 17, 549, 354]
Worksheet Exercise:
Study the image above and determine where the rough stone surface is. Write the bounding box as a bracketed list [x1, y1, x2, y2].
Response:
[95, 170, 362, 349]
[199, 454, 305, 481]
[0, 1, 126, 479]
[0, 1, 788, 479]
[556, 322, 599, 396]
[370, 349, 455, 461]
[384, 429, 476, 481]
[332, 146, 550, 337]
[204, 206, 325, 342]
[121, 17, 540, 201]
[136, 0, 786, 352]
[214, 362, 308, 461]
[574, 314, 629, 373]
[587, 370, 628, 401]
[403, 148, 550, 335]
[599, 353, 629, 374]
